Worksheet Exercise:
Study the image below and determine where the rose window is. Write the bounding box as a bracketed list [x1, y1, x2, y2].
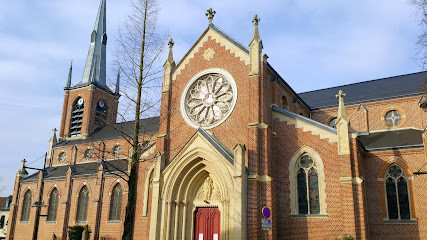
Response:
[385, 110, 402, 127]
[183, 73, 235, 128]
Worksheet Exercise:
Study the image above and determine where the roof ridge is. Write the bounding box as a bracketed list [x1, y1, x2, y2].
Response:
[299, 71, 427, 95]
[208, 23, 249, 53]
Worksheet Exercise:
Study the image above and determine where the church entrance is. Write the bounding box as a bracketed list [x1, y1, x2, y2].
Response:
[194, 207, 220, 240]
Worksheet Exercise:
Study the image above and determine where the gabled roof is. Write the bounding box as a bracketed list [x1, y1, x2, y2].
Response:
[197, 128, 234, 164]
[55, 116, 159, 147]
[22, 159, 128, 182]
[172, 23, 250, 80]
[358, 128, 424, 152]
[299, 71, 427, 110]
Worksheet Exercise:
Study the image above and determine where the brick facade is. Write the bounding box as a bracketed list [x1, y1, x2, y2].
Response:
[6, 7, 427, 240]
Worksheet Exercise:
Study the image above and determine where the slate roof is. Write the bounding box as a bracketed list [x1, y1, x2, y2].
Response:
[299, 71, 427, 110]
[358, 128, 424, 152]
[55, 116, 159, 147]
[22, 159, 128, 182]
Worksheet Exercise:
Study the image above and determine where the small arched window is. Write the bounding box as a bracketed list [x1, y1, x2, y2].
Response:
[296, 155, 320, 214]
[95, 100, 108, 127]
[47, 188, 59, 221]
[282, 96, 288, 110]
[385, 164, 411, 220]
[112, 146, 122, 159]
[69, 97, 84, 136]
[109, 184, 123, 221]
[21, 190, 32, 221]
[76, 186, 89, 222]
[328, 117, 337, 129]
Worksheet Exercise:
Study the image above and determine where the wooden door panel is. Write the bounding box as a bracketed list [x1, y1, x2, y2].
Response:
[194, 208, 220, 240]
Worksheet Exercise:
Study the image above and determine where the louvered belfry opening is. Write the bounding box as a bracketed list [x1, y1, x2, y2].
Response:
[95, 100, 108, 127]
[69, 97, 84, 136]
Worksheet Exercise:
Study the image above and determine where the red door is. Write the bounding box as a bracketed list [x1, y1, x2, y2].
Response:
[194, 207, 220, 240]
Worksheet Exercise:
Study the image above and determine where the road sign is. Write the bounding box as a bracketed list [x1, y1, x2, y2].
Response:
[262, 206, 271, 219]
[261, 218, 272, 231]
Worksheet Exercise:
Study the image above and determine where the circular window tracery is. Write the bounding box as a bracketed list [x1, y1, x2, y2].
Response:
[58, 152, 67, 162]
[384, 110, 402, 127]
[181, 69, 237, 129]
[84, 149, 93, 160]
[328, 117, 337, 129]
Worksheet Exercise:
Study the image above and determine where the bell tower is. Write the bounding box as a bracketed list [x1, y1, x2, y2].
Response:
[59, 0, 119, 139]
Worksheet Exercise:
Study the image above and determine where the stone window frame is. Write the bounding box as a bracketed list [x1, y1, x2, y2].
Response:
[381, 107, 406, 128]
[289, 146, 327, 216]
[76, 185, 89, 223]
[47, 187, 59, 222]
[281, 96, 288, 110]
[377, 158, 417, 222]
[180, 68, 238, 130]
[327, 117, 337, 129]
[108, 182, 123, 221]
[112, 145, 122, 159]
[20, 189, 32, 222]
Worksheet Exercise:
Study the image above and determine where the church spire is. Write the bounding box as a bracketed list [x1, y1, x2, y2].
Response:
[66, 62, 72, 88]
[80, 0, 108, 89]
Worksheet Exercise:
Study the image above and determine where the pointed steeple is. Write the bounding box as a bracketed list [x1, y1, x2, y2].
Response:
[335, 90, 350, 155]
[79, 0, 108, 90]
[66, 62, 72, 88]
[162, 39, 175, 93]
[47, 128, 57, 165]
[336, 90, 349, 121]
[115, 71, 120, 95]
[249, 14, 263, 76]
[167, 39, 174, 64]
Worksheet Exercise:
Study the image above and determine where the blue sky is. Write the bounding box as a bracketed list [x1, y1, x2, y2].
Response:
[0, 0, 422, 194]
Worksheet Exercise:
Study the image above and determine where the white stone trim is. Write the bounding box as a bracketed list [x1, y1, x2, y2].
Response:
[172, 28, 249, 81]
[180, 68, 238, 129]
[272, 111, 338, 143]
[289, 146, 327, 215]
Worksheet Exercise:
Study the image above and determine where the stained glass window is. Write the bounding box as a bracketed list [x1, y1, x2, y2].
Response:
[109, 184, 123, 221]
[76, 186, 89, 222]
[296, 155, 320, 214]
[384, 110, 402, 127]
[21, 190, 31, 221]
[385, 164, 411, 220]
[47, 188, 59, 221]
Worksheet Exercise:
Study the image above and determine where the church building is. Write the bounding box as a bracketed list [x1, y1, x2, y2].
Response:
[6, 0, 427, 239]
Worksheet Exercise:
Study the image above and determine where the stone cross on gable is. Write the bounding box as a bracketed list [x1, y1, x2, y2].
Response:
[206, 8, 216, 24]
[52, 128, 57, 133]
[168, 38, 174, 48]
[336, 90, 346, 99]
[252, 15, 260, 25]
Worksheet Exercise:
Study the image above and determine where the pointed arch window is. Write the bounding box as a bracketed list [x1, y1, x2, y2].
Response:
[20, 190, 32, 221]
[47, 188, 59, 221]
[282, 96, 288, 110]
[109, 184, 123, 221]
[385, 164, 411, 220]
[289, 147, 327, 215]
[296, 155, 320, 214]
[76, 186, 89, 222]
[69, 97, 84, 136]
[95, 100, 108, 127]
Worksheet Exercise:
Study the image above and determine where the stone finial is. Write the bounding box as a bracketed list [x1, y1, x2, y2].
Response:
[206, 8, 216, 24]
[335, 90, 350, 155]
[252, 14, 260, 25]
[249, 14, 263, 76]
[167, 38, 174, 63]
[18, 159, 28, 177]
[336, 90, 348, 121]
